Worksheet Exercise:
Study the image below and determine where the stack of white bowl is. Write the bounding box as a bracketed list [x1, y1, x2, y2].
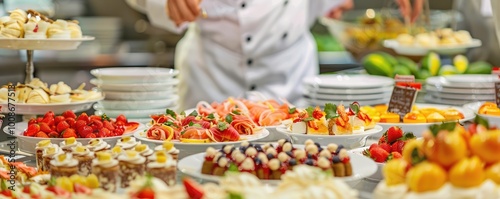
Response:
[302, 74, 394, 106]
[90, 67, 179, 123]
[73, 17, 122, 53]
[425, 75, 497, 106]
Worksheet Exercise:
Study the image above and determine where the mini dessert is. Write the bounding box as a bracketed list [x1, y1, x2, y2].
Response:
[86, 138, 110, 152]
[146, 153, 177, 186]
[91, 152, 119, 192]
[23, 16, 50, 39]
[268, 159, 283, 180]
[67, 20, 82, 38]
[403, 112, 426, 123]
[118, 150, 146, 188]
[213, 157, 229, 176]
[59, 137, 81, 153]
[116, 136, 140, 150]
[154, 140, 179, 160]
[201, 147, 217, 174]
[239, 157, 256, 175]
[35, 140, 52, 171]
[49, 153, 79, 178]
[47, 19, 71, 39]
[72, 145, 94, 176]
[134, 144, 154, 162]
[109, 145, 123, 159]
[42, 144, 62, 172]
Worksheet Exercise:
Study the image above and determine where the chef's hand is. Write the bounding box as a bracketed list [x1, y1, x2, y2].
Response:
[396, 0, 424, 23]
[327, 0, 354, 19]
[167, 0, 201, 26]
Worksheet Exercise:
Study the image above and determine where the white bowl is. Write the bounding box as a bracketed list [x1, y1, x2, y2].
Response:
[90, 67, 179, 84]
[0, 97, 103, 115]
[94, 107, 174, 119]
[275, 125, 383, 149]
[103, 90, 177, 100]
[463, 101, 500, 126]
[90, 79, 179, 92]
[3, 122, 146, 154]
[98, 97, 178, 110]
[349, 147, 384, 181]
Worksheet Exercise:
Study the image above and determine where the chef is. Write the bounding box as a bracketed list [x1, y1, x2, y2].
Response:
[126, 0, 419, 110]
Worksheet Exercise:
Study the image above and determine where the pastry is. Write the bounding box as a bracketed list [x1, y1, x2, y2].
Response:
[42, 144, 62, 172]
[49, 153, 79, 178]
[59, 137, 81, 153]
[72, 145, 94, 176]
[109, 145, 123, 159]
[134, 144, 154, 162]
[35, 140, 52, 171]
[116, 136, 140, 150]
[118, 150, 146, 188]
[146, 152, 177, 186]
[201, 147, 217, 174]
[91, 152, 119, 192]
[67, 20, 82, 39]
[23, 16, 50, 39]
[86, 138, 111, 152]
[154, 140, 179, 160]
[47, 19, 71, 39]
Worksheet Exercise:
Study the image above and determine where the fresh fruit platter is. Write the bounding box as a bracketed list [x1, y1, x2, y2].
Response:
[373, 121, 500, 198]
[177, 139, 377, 184]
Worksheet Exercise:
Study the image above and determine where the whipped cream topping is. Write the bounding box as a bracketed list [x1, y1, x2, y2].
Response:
[117, 137, 140, 149]
[86, 139, 110, 152]
[42, 144, 62, 157]
[72, 146, 93, 157]
[135, 144, 154, 157]
[24, 16, 50, 38]
[154, 144, 179, 154]
[118, 151, 146, 164]
[60, 139, 81, 150]
[36, 140, 52, 150]
[91, 157, 118, 168]
[219, 172, 263, 195]
[50, 153, 78, 167]
[147, 156, 176, 169]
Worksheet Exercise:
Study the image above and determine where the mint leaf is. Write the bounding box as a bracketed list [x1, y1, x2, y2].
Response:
[401, 132, 416, 140]
[324, 103, 338, 120]
[225, 114, 233, 124]
[228, 163, 239, 172]
[428, 122, 455, 137]
[410, 148, 426, 165]
[288, 107, 296, 114]
[189, 110, 198, 117]
[305, 107, 314, 117]
[302, 117, 314, 122]
[166, 109, 177, 119]
[101, 114, 110, 121]
[207, 113, 215, 120]
[232, 110, 241, 115]
[180, 130, 186, 135]
[164, 121, 174, 126]
[189, 121, 195, 126]
[350, 102, 360, 115]
[218, 122, 229, 131]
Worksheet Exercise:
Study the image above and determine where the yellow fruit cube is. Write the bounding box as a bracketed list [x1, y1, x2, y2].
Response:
[135, 144, 147, 152]
[65, 137, 76, 145]
[86, 174, 100, 189]
[163, 141, 174, 150]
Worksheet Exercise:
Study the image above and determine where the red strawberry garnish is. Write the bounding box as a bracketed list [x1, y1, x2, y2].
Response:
[379, 143, 392, 153]
[43, 111, 55, 119]
[56, 121, 70, 133]
[369, 147, 389, 163]
[183, 178, 204, 199]
[54, 116, 65, 125]
[25, 124, 40, 136]
[62, 128, 77, 138]
[74, 120, 87, 130]
[35, 132, 49, 138]
[131, 175, 155, 199]
[386, 126, 403, 144]
[77, 113, 89, 122]
[369, 143, 378, 151]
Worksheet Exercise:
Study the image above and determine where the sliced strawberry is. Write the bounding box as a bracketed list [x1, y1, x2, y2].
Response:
[74, 183, 91, 195]
[46, 186, 71, 198]
[183, 178, 204, 199]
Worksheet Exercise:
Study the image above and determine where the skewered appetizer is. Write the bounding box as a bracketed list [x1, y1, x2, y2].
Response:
[144, 109, 262, 143]
[363, 126, 416, 163]
[284, 102, 375, 135]
[362, 104, 465, 123]
[200, 139, 353, 179]
[373, 119, 500, 198]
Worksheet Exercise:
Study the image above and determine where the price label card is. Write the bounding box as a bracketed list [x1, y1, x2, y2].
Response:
[495, 82, 500, 107]
[388, 86, 419, 119]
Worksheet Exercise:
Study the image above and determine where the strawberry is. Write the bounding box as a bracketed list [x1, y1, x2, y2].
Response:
[28, 118, 37, 126]
[25, 124, 40, 136]
[131, 175, 155, 199]
[35, 132, 49, 138]
[42, 117, 55, 126]
[85, 133, 97, 138]
[116, 114, 127, 124]
[78, 126, 93, 138]
[43, 111, 55, 119]
[46, 185, 70, 198]
[39, 123, 52, 133]
[56, 121, 70, 133]
[0, 180, 12, 197]
[369, 143, 378, 151]
[89, 115, 102, 121]
[103, 121, 115, 131]
[113, 126, 125, 136]
[378, 136, 386, 144]
[386, 126, 403, 144]
[65, 118, 76, 127]
[183, 178, 204, 199]
[48, 131, 59, 138]
[391, 152, 402, 159]
[89, 120, 103, 131]
[369, 147, 389, 163]
[62, 128, 77, 138]
[97, 128, 111, 138]
[74, 183, 91, 195]
[54, 116, 65, 124]
[77, 113, 89, 122]
[379, 143, 392, 153]
[391, 140, 406, 154]
[62, 110, 77, 119]
[36, 117, 43, 123]
[74, 120, 87, 130]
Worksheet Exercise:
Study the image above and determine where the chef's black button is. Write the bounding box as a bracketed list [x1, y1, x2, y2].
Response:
[282, 32, 288, 39]
[250, 85, 257, 90]
[241, 2, 246, 8]
[284, 0, 288, 6]
[247, 59, 253, 65]
[246, 36, 251, 42]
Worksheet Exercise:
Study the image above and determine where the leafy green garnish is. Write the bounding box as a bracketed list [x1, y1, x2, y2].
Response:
[288, 107, 296, 114]
[180, 111, 186, 116]
[225, 114, 233, 124]
[218, 122, 229, 131]
[228, 193, 244, 199]
[0, 179, 6, 191]
[429, 122, 456, 137]
[228, 163, 239, 172]
[101, 114, 110, 121]
[180, 130, 186, 135]
[324, 103, 338, 120]
[305, 107, 314, 117]
[474, 115, 489, 128]
[189, 121, 194, 126]
[207, 113, 215, 120]
[349, 102, 360, 115]
[232, 110, 241, 115]
[164, 121, 174, 126]
[401, 132, 416, 140]
[410, 148, 426, 165]
[189, 110, 198, 117]
[166, 109, 177, 119]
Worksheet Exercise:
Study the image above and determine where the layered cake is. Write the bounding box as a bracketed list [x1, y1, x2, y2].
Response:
[154, 140, 179, 160]
[59, 137, 81, 153]
[200, 139, 353, 179]
[117, 150, 146, 188]
[86, 138, 110, 152]
[35, 140, 51, 171]
[49, 153, 79, 178]
[41, 144, 62, 172]
[146, 152, 177, 186]
[116, 136, 140, 150]
[72, 145, 94, 176]
[91, 152, 119, 192]
[134, 144, 154, 162]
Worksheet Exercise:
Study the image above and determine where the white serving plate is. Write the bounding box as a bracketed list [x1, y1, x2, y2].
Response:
[90, 79, 179, 92]
[94, 107, 175, 119]
[135, 128, 270, 158]
[303, 74, 394, 89]
[97, 97, 178, 110]
[3, 121, 146, 154]
[383, 39, 482, 56]
[426, 76, 494, 89]
[304, 85, 394, 95]
[0, 36, 95, 50]
[178, 146, 377, 185]
[103, 90, 177, 100]
[463, 101, 500, 127]
[377, 103, 475, 137]
[276, 125, 383, 149]
[303, 91, 392, 101]
[0, 97, 103, 115]
[349, 147, 383, 181]
[427, 91, 494, 101]
[424, 95, 471, 106]
[444, 74, 500, 83]
[425, 85, 495, 94]
[305, 98, 389, 107]
[91, 67, 179, 84]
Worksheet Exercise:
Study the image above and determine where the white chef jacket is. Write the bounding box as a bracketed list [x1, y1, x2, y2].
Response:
[130, 0, 345, 110]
